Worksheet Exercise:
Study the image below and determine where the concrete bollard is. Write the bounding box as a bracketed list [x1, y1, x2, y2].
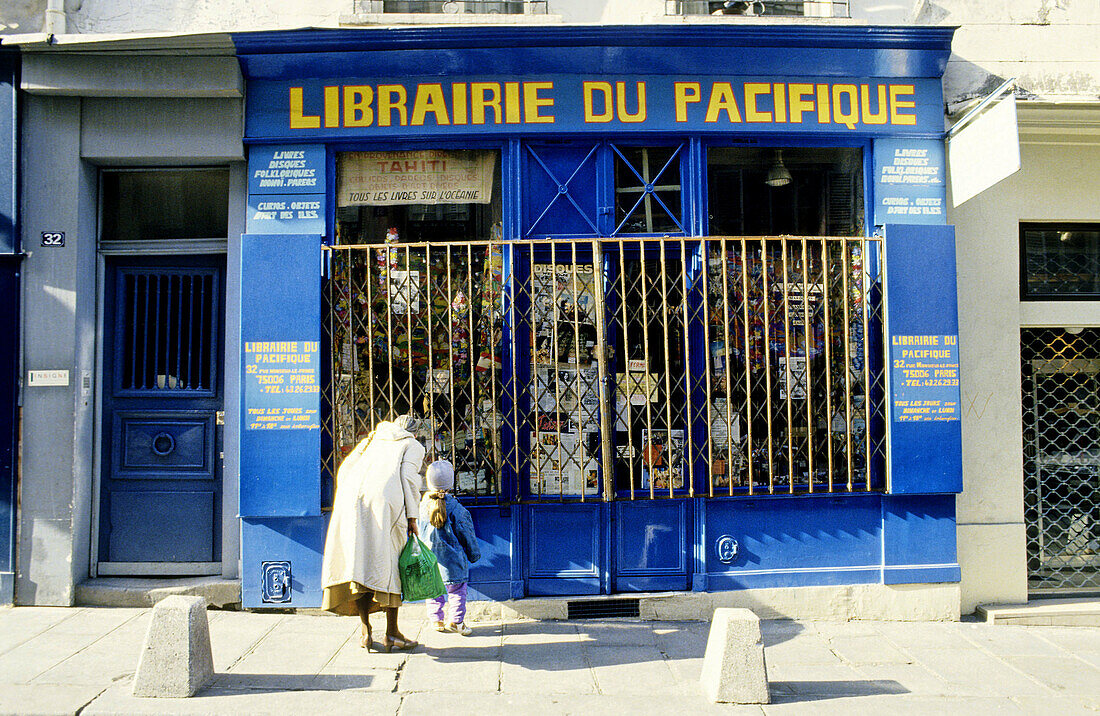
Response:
[699, 607, 770, 704]
[132, 595, 214, 698]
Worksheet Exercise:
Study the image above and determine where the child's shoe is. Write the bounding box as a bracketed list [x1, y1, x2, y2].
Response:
[447, 622, 472, 636]
[433, 621, 447, 632]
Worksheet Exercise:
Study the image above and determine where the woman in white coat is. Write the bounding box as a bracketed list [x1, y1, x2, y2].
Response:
[321, 415, 426, 651]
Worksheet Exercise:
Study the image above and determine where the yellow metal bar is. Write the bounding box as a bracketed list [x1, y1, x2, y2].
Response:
[861, 238, 872, 492]
[821, 239, 834, 493]
[781, 239, 795, 494]
[569, 249, 585, 502]
[680, 237, 695, 498]
[550, 243, 564, 501]
[700, 239, 716, 498]
[507, 244, 523, 500]
[466, 243, 478, 492]
[640, 244, 656, 500]
[659, 242, 675, 499]
[528, 245, 544, 499]
[740, 238, 753, 495]
[385, 246, 396, 421]
[405, 245, 415, 432]
[446, 248, 457, 462]
[761, 241, 775, 494]
[618, 239, 636, 501]
[841, 238, 853, 491]
[591, 239, 616, 502]
[801, 238, 813, 492]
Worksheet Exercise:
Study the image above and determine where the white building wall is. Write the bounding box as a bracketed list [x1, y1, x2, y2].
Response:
[2, 0, 927, 35]
[950, 140, 1100, 612]
[915, 0, 1100, 610]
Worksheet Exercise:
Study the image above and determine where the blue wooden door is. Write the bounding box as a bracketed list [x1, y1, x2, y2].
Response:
[98, 256, 224, 569]
[519, 140, 693, 595]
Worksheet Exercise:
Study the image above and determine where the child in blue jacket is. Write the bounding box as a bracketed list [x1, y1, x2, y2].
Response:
[418, 460, 481, 635]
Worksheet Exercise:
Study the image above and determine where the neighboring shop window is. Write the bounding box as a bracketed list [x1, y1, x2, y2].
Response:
[100, 168, 229, 242]
[329, 149, 504, 499]
[707, 146, 863, 237]
[365, 1, 547, 13]
[1021, 224, 1100, 300]
[613, 145, 684, 235]
[1021, 327, 1100, 591]
[669, 1, 848, 17]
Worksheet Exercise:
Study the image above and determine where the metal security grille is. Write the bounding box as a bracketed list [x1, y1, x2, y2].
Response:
[322, 236, 884, 502]
[359, 0, 548, 13]
[1022, 327, 1100, 593]
[667, 1, 850, 17]
[118, 269, 218, 393]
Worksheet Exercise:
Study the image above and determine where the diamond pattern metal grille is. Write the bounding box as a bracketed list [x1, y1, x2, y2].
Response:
[322, 237, 885, 504]
[1022, 327, 1100, 592]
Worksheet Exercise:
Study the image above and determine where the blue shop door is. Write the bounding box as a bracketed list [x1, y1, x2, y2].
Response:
[519, 142, 693, 595]
[97, 256, 224, 572]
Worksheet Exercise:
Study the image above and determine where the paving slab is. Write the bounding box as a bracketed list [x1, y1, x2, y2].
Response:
[958, 624, 1079, 658]
[0, 683, 107, 716]
[399, 651, 502, 693]
[822, 634, 912, 665]
[82, 680, 404, 715]
[762, 694, 1030, 715]
[42, 608, 145, 635]
[760, 634, 841, 666]
[400, 691, 766, 716]
[903, 647, 1050, 698]
[0, 630, 107, 684]
[586, 645, 680, 695]
[849, 663, 958, 696]
[1005, 655, 1100, 697]
[499, 656, 600, 695]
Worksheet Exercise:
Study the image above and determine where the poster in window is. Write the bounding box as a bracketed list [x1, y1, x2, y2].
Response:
[532, 263, 598, 367]
[530, 422, 598, 496]
[778, 356, 808, 400]
[388, 270, 420, 315]
[338, 150, 496, 206]
[641, 428, 685, 490]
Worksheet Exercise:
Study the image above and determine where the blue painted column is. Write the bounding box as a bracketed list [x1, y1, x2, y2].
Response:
[239, 232, 325, 608]
[0, 51, 19, 605]
[881, 224, 962, 585]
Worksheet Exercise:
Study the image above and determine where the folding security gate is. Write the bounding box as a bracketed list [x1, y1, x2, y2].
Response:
[1022, 327, 1100, 593]
[322, 236, 885, 501]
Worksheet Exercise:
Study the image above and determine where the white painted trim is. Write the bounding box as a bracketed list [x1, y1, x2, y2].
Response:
[97, 562, 221, 577]
[89, 255, 106, 578]
[1019, 301, 1100, 327]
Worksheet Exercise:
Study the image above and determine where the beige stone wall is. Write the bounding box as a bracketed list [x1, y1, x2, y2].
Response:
[949, 140, 1100, 612]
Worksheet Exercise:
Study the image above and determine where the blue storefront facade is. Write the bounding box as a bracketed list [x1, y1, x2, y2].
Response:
[231, 25, 962, 611]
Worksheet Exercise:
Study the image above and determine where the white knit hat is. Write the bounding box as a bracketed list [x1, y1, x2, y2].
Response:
[426, 460, 455, 491]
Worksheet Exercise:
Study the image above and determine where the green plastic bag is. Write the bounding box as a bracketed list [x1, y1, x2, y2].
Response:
[398, 534, 445, 602]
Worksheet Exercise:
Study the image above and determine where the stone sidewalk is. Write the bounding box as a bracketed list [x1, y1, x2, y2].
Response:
[1, 606, 1099, 715]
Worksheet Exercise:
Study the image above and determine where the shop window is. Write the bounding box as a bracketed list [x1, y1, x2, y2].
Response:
[1021, 224, 1100, 300]
[100, 169, 229, 243]
[336, 149, 501, 244]
[329, 149, 504, 499]
[666, 1, 848, 17]
[613, 145, 684, 235]
[706, 146, 862, 237]
[1021, 327, 1100, 591]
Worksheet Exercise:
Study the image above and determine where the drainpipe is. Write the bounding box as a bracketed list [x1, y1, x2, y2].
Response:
[44, 0, 66, 35]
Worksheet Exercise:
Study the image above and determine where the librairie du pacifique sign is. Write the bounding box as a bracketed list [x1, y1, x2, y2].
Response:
[246, 75, 943, 138]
